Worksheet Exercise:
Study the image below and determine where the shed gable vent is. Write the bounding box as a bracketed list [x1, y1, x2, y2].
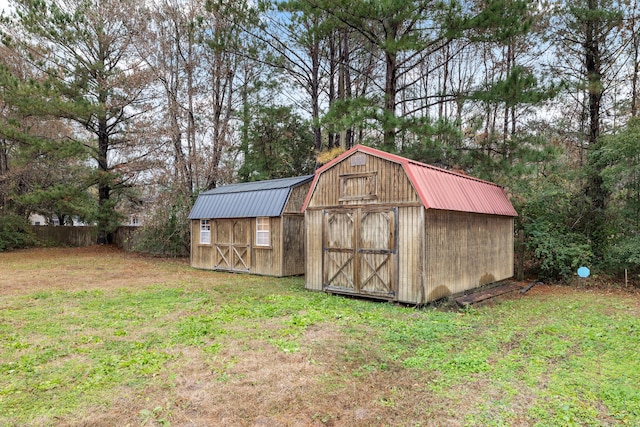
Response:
[350, 153, 366, 166]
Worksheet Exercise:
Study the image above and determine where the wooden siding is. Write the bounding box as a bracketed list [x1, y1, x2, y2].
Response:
[307, 152, 419, 208]
[251, 217, 283, 276]
[318, 208, 397, 298]
[191, 215, 306, 277]
[396, 206, 424, 303]
[190, 220, 215, 269]
[423, 210, 514, 302]
[307, 205, 514, 304]
[191, 217, 284, 276]
[305, 209, 323, 290]
[284, 182, 312, 213]
[282, 215, 306, 276]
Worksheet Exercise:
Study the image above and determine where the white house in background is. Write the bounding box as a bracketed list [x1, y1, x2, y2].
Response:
[117, 198, 150, 227]
[29, 213, 144, 227]
[29, 199, 148, 227]
[29, 214, 88, 226]
[29, 213, 49, 226]
[126, 215, 142, 227]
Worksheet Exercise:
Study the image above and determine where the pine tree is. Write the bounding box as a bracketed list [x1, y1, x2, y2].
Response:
[1, 0, 154, 243]
[238, 105, 315, 181]
[0, 43, 96, 225]
[553, 0, 625, 259]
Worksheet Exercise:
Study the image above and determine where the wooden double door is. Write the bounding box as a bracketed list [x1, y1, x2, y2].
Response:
[322, 207, 397, 298]
[214, 219, 251, 272]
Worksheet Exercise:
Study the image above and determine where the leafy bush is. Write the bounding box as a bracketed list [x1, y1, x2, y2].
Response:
[603, 235, 640, 275]
[0, 213, 37, 251]
[134, 194, 190, 257]
[525, 220, 593, 281]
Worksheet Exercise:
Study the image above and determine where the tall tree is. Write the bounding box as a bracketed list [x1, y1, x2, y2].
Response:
[311, 0, 450, 150]
[134, 0, 203, 197]
[1, 0, 154, 243]
[629, 0, 640, 117]
[211, 0, 330, 151]
[0, 39, 96, 224]
[553, 0, 624, 258]
[311, 0, 534, 151]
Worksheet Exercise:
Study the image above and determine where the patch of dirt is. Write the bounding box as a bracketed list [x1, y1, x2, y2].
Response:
[168, 343, 325, 426]
[467, 280, 640, 310]
[516, 281, 640, 311]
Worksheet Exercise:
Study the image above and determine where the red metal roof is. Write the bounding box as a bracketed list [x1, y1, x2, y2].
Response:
[302, 145, 517, 216]
[404, 162, 518, 216]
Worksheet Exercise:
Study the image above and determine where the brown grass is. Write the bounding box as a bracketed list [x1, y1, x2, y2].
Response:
[0, 245, 210, 296]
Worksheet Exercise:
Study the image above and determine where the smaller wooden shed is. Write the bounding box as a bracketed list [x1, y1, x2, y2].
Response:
[189, 175, 313, 276]
[303, 145, 518, 304]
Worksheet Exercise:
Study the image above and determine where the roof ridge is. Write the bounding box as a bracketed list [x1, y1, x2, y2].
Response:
[203, 186, 287, 194]
[353, 144, 502, 188]
[202, 175, 314, 195]
[404, 159, 501, 187]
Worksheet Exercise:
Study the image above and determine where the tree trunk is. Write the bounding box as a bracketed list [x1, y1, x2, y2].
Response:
[585, 9, 601, 147]
[186, 29, 196, 194]
[342, 27, 353, 148]
[97, 115, 111, 244]
[584, 0, 608, 259]
[328, 31, 336, 149]
[310, 20, 322, 151]
[632, 8, 639, 117]
[503, 43, 512, 143]
[383, 49, 397, 151]
[439, 44, 450, 122]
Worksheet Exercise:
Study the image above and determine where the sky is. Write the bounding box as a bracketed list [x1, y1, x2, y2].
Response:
[0, 0, 10, 14]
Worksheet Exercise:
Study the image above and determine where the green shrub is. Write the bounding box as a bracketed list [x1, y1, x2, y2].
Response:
[134, 194, 190, 257]
[525, 220, 593, 281]
[603, 235, 640, 275]
[0, 213, 37, 251]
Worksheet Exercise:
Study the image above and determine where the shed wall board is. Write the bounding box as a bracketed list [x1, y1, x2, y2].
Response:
[282, 215, 306, 276]
[396, 206, 424, 303]
[191, 220, 215, 270]
[305, 209, 323, 290]
[284, 184, 311, 214]
[423, 210, 514, 301]
[251, 217, 282, 276]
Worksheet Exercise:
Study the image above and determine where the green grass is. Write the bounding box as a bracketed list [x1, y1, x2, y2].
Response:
[1, 258, 639, 426]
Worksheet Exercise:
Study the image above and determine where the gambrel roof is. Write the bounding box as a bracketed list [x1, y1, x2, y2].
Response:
[189, 175, 314, 219]
[302, 145, 517, 217]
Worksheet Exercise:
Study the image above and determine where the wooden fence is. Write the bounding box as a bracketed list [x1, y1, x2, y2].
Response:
[30, 226, 142, 251]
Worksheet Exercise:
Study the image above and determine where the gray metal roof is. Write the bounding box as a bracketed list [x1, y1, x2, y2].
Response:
[188, 175, 314, 219]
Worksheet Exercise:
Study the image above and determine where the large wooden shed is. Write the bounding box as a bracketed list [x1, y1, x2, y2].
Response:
[189, 175, 313, 276]
[302, 145, 518, 304]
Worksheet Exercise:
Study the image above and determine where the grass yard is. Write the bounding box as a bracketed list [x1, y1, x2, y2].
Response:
[1, 247, 639, 426]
